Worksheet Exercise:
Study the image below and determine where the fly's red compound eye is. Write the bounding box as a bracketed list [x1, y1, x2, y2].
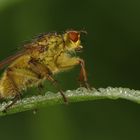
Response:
[68, 31, 79, 42]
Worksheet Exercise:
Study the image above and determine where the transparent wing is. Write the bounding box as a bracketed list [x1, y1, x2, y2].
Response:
[0, 32, 50, 70]
[0, 49, 27, 70]
[0, 36, 36, 70]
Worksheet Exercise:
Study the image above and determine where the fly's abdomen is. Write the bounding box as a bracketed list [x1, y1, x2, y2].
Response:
[0, 67, 41, 99]
[0, 72, 17, 99]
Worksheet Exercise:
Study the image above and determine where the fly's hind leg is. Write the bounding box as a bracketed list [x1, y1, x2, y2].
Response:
[3, 94, 21, 113]
[28, 58, 68, 103]
[3, 68, 21, 113]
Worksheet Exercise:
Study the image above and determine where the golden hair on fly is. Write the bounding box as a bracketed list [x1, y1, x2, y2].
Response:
[0, 30, 90, 111]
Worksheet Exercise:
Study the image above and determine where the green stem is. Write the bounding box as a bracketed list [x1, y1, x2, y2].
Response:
[0, 87, 140, 117]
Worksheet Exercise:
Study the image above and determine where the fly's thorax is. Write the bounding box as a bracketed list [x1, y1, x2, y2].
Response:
[36, 43, 65, 74]
[40, 34, 65, 60]
[47, 35, 64, 50]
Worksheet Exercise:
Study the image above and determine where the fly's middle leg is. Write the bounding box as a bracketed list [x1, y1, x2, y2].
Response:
[28, 58, 68, 103]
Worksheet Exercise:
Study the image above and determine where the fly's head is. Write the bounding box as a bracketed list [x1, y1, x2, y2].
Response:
[63, 30, 87, 54]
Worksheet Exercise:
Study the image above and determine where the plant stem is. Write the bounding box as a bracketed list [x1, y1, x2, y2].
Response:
[0, 87, 140, 117]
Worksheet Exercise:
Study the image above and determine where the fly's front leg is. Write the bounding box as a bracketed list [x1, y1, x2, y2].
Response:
[28, 58, 68, 103]
[56, 53, 90, 89]
[78, 59, 90, 89]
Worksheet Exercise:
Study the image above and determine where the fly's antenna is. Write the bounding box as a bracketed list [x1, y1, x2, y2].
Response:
[79, 30, 87, 35]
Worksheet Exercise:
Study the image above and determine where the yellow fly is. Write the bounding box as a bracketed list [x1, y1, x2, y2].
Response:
[0, 30, 89, 111]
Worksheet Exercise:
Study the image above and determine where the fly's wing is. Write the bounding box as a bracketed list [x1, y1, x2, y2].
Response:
[0, 38, 45, 70]
[0, 50, 27, 70]
[0, 35, 39, 70]
[0, 32, 52, 70]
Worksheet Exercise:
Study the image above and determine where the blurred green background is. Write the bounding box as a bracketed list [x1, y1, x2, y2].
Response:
[0, 0, 140, 140]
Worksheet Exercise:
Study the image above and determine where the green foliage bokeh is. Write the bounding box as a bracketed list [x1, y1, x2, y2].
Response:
[0, 0, 140, 140]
